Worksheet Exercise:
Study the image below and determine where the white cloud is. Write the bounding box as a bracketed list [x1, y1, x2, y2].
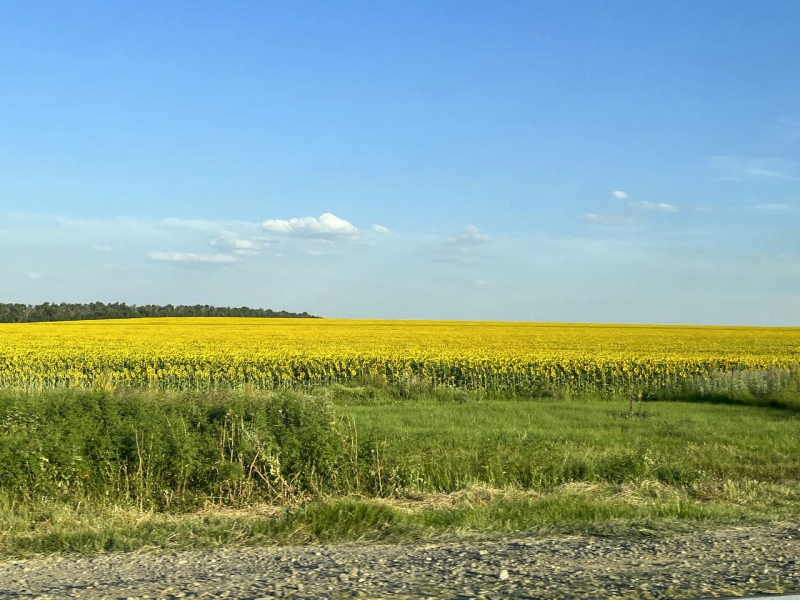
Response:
[147, 252, 239, 264]
[429, 225, 492, 265]
[611, 190, 628, 200]
[92, 245, 113, 252]
[584, 213, 602, 223]
[27, 272, 42, 280]
[305, 249, 325, 257]
[210, 230, 265, 254]
[629, 201, 679, 212]
[262, 213, 359, 238]
[372, 223, 390, 234]
[475, 279, 489, 286]
[466, 224, 488, 239]
[445, 224, 489, 249]
[694, 206, 713, 213]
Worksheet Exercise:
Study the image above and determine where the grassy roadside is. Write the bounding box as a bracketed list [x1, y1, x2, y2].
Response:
[334, 391, 800, 491]
[1, 380, 799, 558]
[5, 482, 800, 557]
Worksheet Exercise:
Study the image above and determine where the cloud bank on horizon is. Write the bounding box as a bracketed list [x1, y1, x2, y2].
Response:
[2, 188, 798, 326]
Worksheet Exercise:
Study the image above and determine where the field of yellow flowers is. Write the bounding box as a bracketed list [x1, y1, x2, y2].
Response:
[1, 318, 798, 392]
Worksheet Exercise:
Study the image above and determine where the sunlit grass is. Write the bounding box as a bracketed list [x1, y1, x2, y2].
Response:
[1, 383, 798, 557]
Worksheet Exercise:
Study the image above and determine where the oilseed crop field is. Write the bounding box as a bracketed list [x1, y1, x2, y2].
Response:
[2, 316, 800, 596]
[1, 317, 799, 392]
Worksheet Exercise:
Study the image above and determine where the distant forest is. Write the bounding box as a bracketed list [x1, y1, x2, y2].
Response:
[0, 302, 318, 323]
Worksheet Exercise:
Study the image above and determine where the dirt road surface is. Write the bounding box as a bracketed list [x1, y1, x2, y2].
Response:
[2, 524, 799, 599]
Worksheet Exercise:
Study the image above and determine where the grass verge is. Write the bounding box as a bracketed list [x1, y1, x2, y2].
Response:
[3, 481, 800, 558]
[1, 379, 799, 558]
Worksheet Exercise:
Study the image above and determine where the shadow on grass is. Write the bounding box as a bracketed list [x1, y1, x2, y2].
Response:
[653, 391, 800, 415]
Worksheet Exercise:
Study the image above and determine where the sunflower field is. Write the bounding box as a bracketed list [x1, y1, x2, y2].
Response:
[1, 318, 798, 392]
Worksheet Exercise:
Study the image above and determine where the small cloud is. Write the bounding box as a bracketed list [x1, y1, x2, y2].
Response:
[92, 245, 113, 252]
[27, 271, 42, 280]
[466, 224, 488, 239]
[372, 223, 390, 234]
[262, 212, 359, 238]
[611, 190, 628, 200]
[475, 279, 489, 286]
[694, 206, 713, 213]
[233, 239, 259, 250]
[629, 201, 679, 212]
[445, 224, 489, 250]
[210, 230, 264, 254]
[430, 225, 491, 265]
[147, 252, 239, 263]
[305, 249, 325, 257]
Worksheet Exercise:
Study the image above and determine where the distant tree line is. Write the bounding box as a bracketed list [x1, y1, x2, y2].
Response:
[0, 302, 319, 323]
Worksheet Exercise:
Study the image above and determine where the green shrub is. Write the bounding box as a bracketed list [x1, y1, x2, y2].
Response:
[0, 390, 342, 510]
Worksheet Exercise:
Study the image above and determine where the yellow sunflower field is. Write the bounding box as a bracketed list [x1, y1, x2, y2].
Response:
[1, 318, 798, 392]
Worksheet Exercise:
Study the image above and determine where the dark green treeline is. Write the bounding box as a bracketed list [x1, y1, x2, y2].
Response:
[0, 302, 318, 323]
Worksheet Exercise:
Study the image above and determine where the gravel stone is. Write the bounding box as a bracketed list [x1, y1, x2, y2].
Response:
[0, 524, 799, 599]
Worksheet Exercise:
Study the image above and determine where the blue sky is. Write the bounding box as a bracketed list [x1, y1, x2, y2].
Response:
[1, 1, 799, 324]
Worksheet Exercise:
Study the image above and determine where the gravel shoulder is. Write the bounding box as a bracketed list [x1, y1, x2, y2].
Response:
[2, 524, 799, 600]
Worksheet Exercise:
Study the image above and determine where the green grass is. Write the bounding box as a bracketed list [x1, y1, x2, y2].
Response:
[1, 376, 799, 557]
[5, 482, 800, 557]
[337, 394, 800, 492]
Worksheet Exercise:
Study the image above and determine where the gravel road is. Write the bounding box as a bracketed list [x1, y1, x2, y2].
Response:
[2, 524, 799, 599]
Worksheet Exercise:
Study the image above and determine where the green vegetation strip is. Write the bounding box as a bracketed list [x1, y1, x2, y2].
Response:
[1, 380, 798, 557]
[4, 483, 800, 557]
